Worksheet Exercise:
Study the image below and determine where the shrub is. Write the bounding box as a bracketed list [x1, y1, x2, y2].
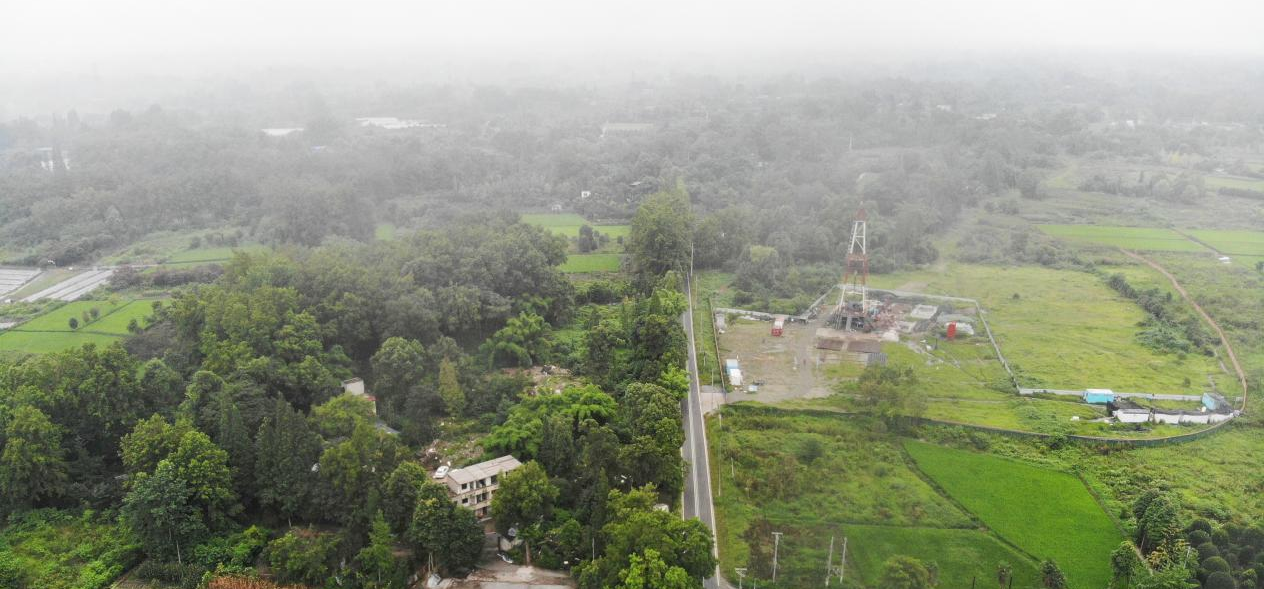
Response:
[135, 560, 209, 589]
[0, 551, 24, 589]
[194, 526, 271, 570]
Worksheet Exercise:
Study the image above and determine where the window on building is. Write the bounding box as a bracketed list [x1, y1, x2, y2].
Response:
[490, 474, 498, 485]
[461, 483, 468, 490]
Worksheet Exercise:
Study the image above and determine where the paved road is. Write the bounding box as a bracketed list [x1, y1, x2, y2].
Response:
[681, 272, 722, 589]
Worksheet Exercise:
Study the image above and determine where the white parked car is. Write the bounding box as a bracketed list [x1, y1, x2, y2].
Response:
[433, 465, 449, 479]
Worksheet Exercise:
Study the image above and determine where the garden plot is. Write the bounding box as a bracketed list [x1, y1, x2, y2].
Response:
[22, 269, 114, 302]
[0, 267, 40, 297]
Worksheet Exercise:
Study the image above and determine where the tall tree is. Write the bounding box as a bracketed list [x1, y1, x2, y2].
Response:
[0, 405, 69, 509]
[382, 461, 430, 534]
[168, 430, 239, 529]
[437, 357, 466, 417]
[319, 422, 403, 527]
[120, 414, 195, 476]
[214, 391, 255, 500]
[254, 398, 323, 524]
[122, 460, 207, 564]
[578, 485, 715, 589]
[370, 337, 428, 417]
[616, 548, 693, 589]
[408, 482, 484, 575]
[628, 181, 693, 292]
[538, 413, 576, 480]
[356, 511, 403, 589]
[491, 461, 559, 563]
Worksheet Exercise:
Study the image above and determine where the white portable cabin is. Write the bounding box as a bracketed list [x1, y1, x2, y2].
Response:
[728, 368, 743, 387]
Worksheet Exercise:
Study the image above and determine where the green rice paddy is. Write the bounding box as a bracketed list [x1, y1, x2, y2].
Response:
[905, 441, 1121, 589]
[558, 253, 622, 273]
[1037, 225, 1210, 253]
[0, 298, 162, 354]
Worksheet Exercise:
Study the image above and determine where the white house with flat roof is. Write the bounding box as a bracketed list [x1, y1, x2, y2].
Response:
[441, 455, 522, 520]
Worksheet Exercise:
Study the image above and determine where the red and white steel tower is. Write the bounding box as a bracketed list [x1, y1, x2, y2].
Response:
[833, 209, 870, 330]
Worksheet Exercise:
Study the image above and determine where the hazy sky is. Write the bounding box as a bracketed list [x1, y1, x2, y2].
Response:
[4, 0, 1263, 78]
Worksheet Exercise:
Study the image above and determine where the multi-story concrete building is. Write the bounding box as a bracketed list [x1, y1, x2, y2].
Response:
[441, 455, 522, 520]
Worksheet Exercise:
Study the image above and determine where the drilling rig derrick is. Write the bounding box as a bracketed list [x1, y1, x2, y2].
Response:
[831, 209, 871, 331]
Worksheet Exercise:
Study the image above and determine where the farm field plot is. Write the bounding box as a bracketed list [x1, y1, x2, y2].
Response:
[103, 227, 254, 265]
[1038, 225, 1210, 252]
[868, 264, 1221, 394]
[164, 244, 269, 264]
[0, 267, 40, 297]
[1186, 229, 1264, 256]
[838, 524, 1040, 589]
[905, 441, 1121, 589]
[558, 253, 621, 273]
[708, 406, 1041, 588]
[12, 300, 127, 331]
[0, 330, 122, 354]
[1204, 175, 1264, 192]
[521, 213, 631, 240]
[0, 298, 161, 354]
[22, 269, 113, 302]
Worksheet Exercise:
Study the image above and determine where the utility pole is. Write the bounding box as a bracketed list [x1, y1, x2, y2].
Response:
[825, 536, 834, 587]
[839, 537, 848, 585]
[772, 531, 784, 584]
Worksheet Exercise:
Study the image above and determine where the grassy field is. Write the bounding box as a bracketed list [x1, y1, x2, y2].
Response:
[1037, 225, 1210, 252]
[558, 253, 622, 273]
[375, 222, 397, 241]
[692, 282, 722, 387]
[523, 213, 631, 273]
[103, 227, 259, 265]
[1204, 175, 1264, 192]
[521, 213, 631, 240]
[905, 441, 1120, 589]
[708, 406, 1042, 588]
[164, 244, 269, 264]
[0, 298, 161, 354]
[868, 264, 1221, 394]
[838, 524, 1041, 589]
[1186, 229, 1264, 257]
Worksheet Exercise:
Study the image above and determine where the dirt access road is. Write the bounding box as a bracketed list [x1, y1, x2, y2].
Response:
[1120, 248, 1249, 410]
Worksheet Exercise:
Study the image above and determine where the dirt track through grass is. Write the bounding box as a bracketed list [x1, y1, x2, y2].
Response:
[1120, 249, 1248, 409]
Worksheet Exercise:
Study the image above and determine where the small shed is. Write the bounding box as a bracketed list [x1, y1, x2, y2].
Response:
[1202, 392, 1229, 412]
[725, 359, 740, 371]
[728, 369, 743, 387]
[1083, 389, 1115, 405]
